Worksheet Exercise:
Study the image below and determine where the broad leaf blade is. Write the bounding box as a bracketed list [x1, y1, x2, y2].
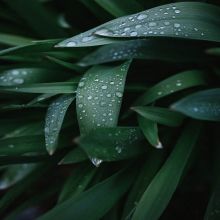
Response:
[78, 127, 144, 164]
[76, 61, 131, 135]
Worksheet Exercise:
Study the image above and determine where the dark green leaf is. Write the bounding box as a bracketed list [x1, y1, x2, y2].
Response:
[132, 121, 202, 220]
[171, 89, 220, 121]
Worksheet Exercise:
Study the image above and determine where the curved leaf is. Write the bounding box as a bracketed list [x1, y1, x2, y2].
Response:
[132, 106, 184, 127]
[132, 121, 202, 220]
[78, 39, 207, 66]
[96, 2, 220, 42]
[77, 127, 144, 164]
[76, 61, 131, 135]
[171, 88, 220, 121]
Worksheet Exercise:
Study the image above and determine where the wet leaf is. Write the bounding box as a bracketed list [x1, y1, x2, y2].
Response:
[171, 88, 220, 121]
[76, 61, 131, 135]
[45, 95, 75, 155]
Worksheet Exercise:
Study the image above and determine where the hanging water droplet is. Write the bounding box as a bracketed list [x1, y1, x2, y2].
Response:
[91, 158, 103, 167]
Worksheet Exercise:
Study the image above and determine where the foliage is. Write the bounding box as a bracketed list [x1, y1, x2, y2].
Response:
[0, 0, 220, 219]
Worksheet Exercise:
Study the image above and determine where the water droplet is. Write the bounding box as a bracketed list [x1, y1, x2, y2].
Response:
[106, 94, 111, 97]
[12, 70, 19, 75]
[91, 158, 103, 167]
[156, 141, 163, 149]
[157, 91, 162, 95]
[137, 14, 147, 20]
[13, 78, 24, 84]
[124, 27, 130, 31]
[149, 22, 157, 27]
[44, 127, 49, 133]
[175, 9, 181, 14]
[78, 82, 85, 87]
[87, 95, 92, 100]
[82, 36, 93, 42]
[78, 104, 83, 108]
[164, 21, 170, 26]
[135, 25, 142, 29]
[101, 85, 107, 90]
[193, 107, 199, 112]
[174, 23, 180, 28]
[176, 82, 182, 86]
[130, 31, 138, 36]
[115, 92, 122, 98]
[66, 41, 76, 47]
[95, 29, 111, 35]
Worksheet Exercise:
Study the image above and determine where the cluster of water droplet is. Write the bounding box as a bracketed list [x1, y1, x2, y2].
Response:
[76, 63, 129, 134]
[0, 69, 30, 86]
[95, 5, 205, 39]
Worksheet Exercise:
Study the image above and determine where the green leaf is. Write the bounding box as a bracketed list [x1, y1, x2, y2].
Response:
[132, 121, 202, 220]
[95, 2, 220, 42]
[132, 106, 184, 127]
[78, 38, 208, 66]
[171, 89, 220, 121]
[0, 163, 36, 190]
[45, 94, 75, 155]
[59, 147, 88, 164]
[122, 150, 164, 219]
[0, 82, 78, 94]
[134, 70, 206, 106]
[77, 127, 144, 165]
[0, 68, 70, 86]
[0, 33, 33, 46]
[137, 116, 161, 149]
[58, 163, 96, 203]
[0, 135, 46, 156]
[76, 61, 131, 135]
[94, 0, 144, 17]
[4, 0, 66, 38]
[38, 166, 136, 220]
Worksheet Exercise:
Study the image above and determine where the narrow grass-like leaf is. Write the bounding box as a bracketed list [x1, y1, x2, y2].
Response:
[134, 70, 206, 106]
[0, 82, 78, 94]
[38, 166, 136, 220]
[77, 127, 144, 165]
[76, 61, 131, 135]
[0, 33, 33, 46]
[137, 116, 161, 149]
[132, 121, 202, 220]
[59, 147, 88, 164]
[4, 0, 66, 38]
[204, 128, 220, 220]
[78, 38, 207, 66]
[58, 163, 96, 203]
[95, 2, 220, 42]
[122, 150, 164, 219]
[94, 0, 144, 17]
[171, 89, 220, 121]
[45, 94, 75, 155]
[132, 106, 184, 127]
[0, 163, 36, 190]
